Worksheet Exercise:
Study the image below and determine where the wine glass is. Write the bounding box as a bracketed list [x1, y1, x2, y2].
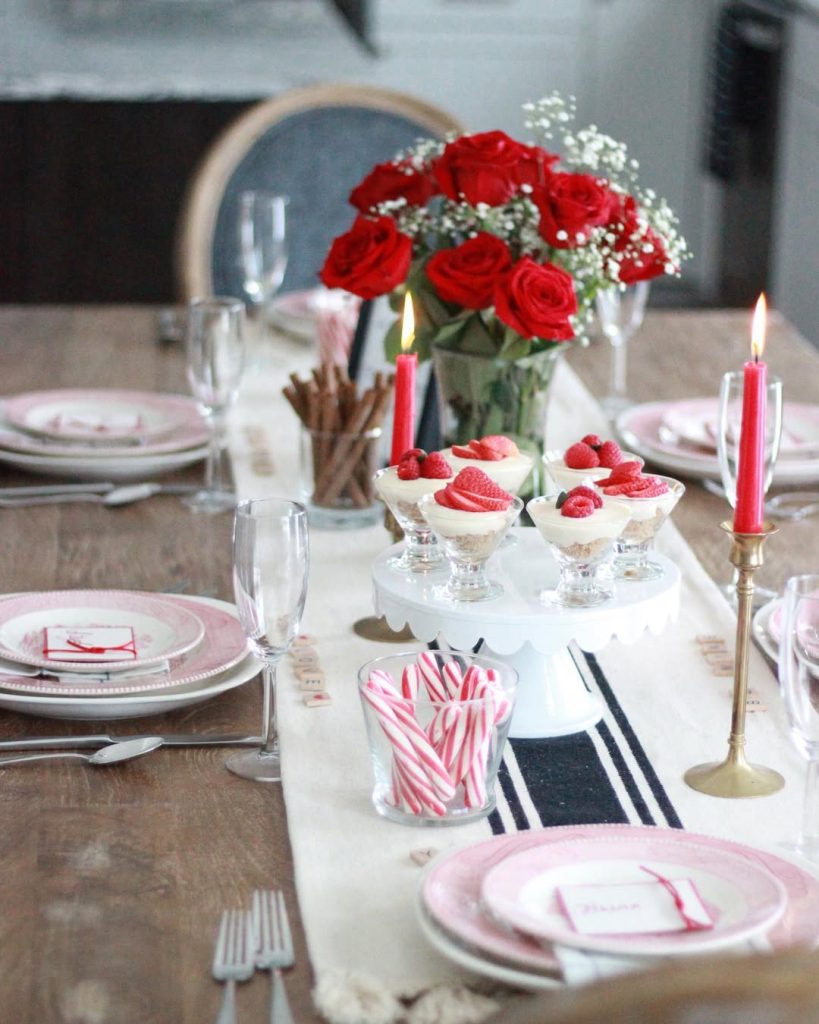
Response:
[227, 498, 309, 783]
[778, 574, 819, 860]
[596, 280, 650, 419]
[184, 296, 246, 514]
[716, 370, 783, 602]
[239, 191, 289, 315]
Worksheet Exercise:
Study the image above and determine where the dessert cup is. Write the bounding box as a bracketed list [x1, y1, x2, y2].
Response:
[605, 475, 685, 581]
[373, 467, 450, 574]
[527, 495, 631, 608]
[542, 450, 643, 493]
[418, 494, 523, 602]
[439, 447, 534, 495]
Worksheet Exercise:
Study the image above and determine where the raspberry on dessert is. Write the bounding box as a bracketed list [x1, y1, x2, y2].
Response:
[564, 442, 600, 469]
[397, 458, 420, 481]
[420, 452, 453, 479]
[560, 494, 596, 518]
[581, 434, 602, 447]
[567, 485, 603, 508]
[451, 444, 480, 459]
[399, 448, 425, 461]
[597, 440, 623, 468]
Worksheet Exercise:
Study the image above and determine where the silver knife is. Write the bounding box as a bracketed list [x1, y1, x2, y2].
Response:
[0, 734, 261, 751]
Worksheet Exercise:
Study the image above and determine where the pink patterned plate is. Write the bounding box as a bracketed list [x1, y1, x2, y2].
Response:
[481, 831, 786, 956]
[420, 825, 819, 977]
[0, 593, 249, 696]
[662, 399, 819, 457]
[0, 389, 208, 457]
[0, 591, 205, 673]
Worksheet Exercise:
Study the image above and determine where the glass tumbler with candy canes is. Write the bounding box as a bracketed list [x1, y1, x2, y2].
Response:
[357, 650, 518, 825]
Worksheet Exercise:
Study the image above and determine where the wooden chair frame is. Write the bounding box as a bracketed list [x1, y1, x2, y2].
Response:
[175, 82, 463, 302]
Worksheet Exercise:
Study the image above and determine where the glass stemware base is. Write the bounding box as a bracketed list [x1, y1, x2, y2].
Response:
[184, 488, 237, 514]
[433, 562, 504, 604]
[386, 531, 443, 574]
[613, 540, 665, 581]
[226, 747, 281, 782]
[541, 558, 614, 608]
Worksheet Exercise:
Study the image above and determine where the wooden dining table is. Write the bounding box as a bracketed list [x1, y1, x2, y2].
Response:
[0, 304, 816, 1023]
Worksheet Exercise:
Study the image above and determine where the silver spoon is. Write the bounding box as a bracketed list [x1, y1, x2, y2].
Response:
[0, 736, 163, 767]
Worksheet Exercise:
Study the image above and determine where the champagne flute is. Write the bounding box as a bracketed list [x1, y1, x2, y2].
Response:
[227, 498, 309, 783]
[596, 280, 650, 419]
[716, 369, 783, 602]
[778, 575, 819, 860]
[239, 191, 289, 315]
[184, 296, 246, 514]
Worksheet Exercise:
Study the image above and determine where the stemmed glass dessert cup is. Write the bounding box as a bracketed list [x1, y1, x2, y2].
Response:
[184, 296, 246, 514]
[373, 468, 447, 575]
[716, 370, 783, 603]
[777, 575, 819, 861]
[609, 476, 685, 581]
[239, 191, 289, 315]
[527, 495, 631, 608]
[418, 493, 523, 602]
[595, 280, 650, 419]
[227, 498, 309, 783]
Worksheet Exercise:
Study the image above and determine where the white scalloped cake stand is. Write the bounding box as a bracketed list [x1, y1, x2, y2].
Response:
[373, 528, 680, 739]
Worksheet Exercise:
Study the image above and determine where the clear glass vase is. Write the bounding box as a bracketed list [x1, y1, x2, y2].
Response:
[431, 344, 565, 498]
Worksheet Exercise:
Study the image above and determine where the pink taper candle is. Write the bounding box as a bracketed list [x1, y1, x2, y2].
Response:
[733, 294, 768, 534]
[390, 293, 417, 465]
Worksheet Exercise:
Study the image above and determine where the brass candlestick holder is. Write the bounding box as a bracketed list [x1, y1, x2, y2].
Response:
[684, 520, 784, 798]
[352, 504, 415, 643]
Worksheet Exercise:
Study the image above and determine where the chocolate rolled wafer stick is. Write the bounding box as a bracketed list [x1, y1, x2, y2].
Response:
[313, 388, 377, 503]
[319, 384, 393, 506]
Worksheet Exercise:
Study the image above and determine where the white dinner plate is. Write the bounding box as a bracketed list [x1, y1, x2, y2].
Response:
[0, 441, 208, 480]
[0, 596, 259, 718]
[3, 388, 196, 444]
[480, 832, 786, 957]
[418, 824, 819, 988]
[616, 401, 819, 485]
[0, 590, 205, 673]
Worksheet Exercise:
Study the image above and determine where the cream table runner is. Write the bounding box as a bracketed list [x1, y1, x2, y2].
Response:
[229, 336, 806, 1024]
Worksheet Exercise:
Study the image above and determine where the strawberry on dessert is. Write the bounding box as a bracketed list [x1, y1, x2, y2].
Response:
[374, 449, 454, 528]
[440, 435, 534, 494]
[544, 434, 643, 491]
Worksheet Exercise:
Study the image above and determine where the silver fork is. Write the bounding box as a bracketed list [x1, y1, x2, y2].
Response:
[252, 889, 295, 1024]
[212, 908, 255, 1024]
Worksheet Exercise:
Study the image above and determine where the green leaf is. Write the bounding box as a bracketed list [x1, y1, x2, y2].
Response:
[457, 315, 498, 356]
[498, 327, 532, 361]
[383, 318, 403, 363]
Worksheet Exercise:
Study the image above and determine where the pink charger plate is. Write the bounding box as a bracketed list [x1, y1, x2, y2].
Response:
[0, 593, 249, 696]
[420, 824, 819, 977]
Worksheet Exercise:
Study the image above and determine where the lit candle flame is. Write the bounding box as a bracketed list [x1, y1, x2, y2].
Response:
[401, 292, 415, 353]
[751, 293, 767, 360]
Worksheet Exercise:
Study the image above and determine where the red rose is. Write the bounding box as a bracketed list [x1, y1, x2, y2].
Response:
[319, 215, 412, 300]
[493, 257, 577, 340]
[349, 161, 436, 213]
[425, 233, 512, 309]
[618, 229, 670, 283]
[532, 173, 619, 249]
[434, 131, 556, 207]
[609, 193, 642, 251]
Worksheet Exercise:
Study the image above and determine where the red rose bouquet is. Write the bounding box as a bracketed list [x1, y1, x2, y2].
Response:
[320, 94, 688, 364]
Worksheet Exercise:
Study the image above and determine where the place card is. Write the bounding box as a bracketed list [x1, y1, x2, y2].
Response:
[556, 876, 713, 936]
[42, 625, 138, 662]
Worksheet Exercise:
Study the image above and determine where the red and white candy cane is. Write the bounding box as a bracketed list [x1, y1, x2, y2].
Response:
[368, 669, 413, 713]
[462, 698, 497, 808]
[442, 660, 464, 700]
[459, 665, 486, 701]
[363, 683, 454, 807]
[401, 663, 421, 701]
[417, 651, 448, 703]
[450, 691, 496, 790]
[476, 670, 512, 723]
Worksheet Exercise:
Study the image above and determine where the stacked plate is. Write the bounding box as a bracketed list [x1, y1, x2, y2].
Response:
[417, 824, 819, 990]
[0, 590, 259, 719]
[615, 399, 819, 485]
[0, 388, 210, 480]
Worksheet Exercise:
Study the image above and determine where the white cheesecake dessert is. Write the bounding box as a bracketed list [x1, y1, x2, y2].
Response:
[528, 493, 631, 562]
[373, 462, 452, 528]
[440, 439, 534, 495]
[543, 450, 643, 493]
[597, 475, 684, 543]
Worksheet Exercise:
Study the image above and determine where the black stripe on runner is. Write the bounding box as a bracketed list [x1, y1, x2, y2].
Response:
[487, 808, 505, 835]
[511, 735, 630, 826]
[595, 719, 655, 825]
[496, 757, 530, 833]
[582, 650, 684, 829]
